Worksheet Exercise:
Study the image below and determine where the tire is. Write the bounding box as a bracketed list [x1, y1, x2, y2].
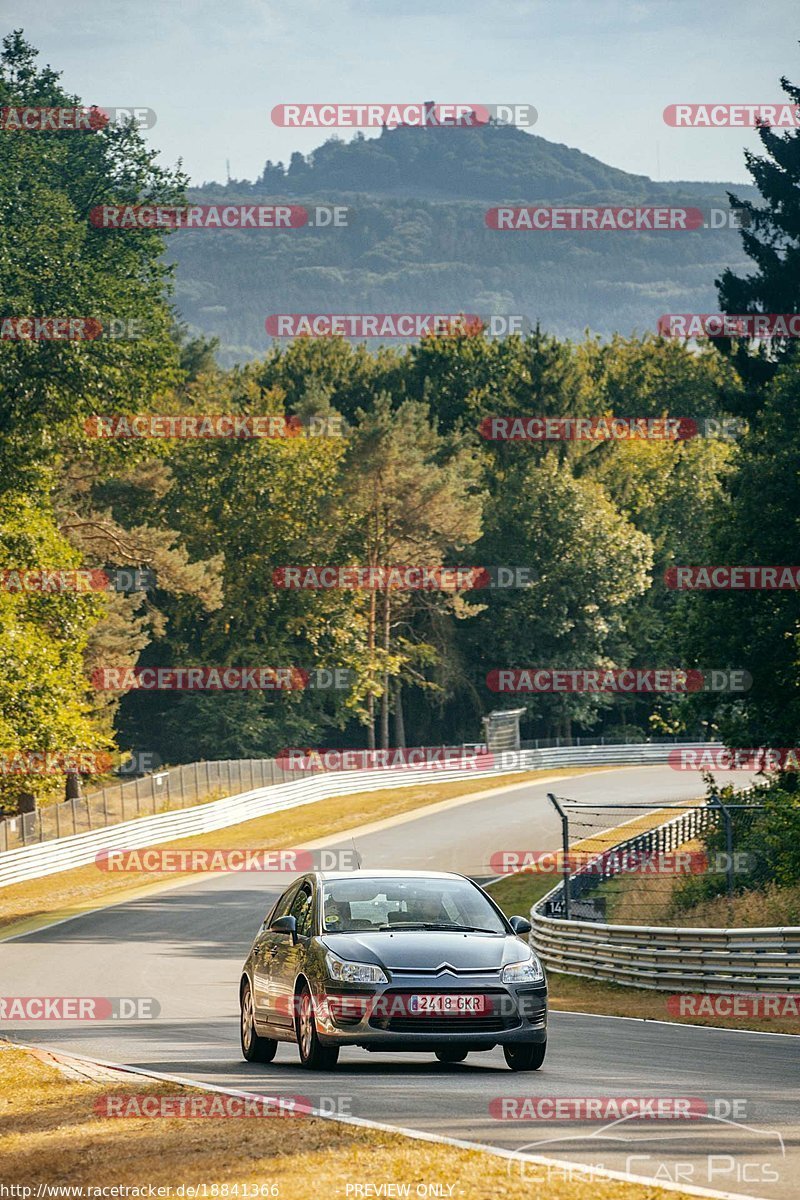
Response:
[435, 1048, 468, 1064]
[240, 979, 278, 1063]
[296, 985, 340, 1071]
[503, 1040, 546, 1071]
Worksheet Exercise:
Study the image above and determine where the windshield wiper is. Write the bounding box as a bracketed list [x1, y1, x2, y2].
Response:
[420, 923, 498, 933]
[374, 922, 497, 933]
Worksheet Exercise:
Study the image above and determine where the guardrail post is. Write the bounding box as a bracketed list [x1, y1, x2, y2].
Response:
[547, 793, 571, 920]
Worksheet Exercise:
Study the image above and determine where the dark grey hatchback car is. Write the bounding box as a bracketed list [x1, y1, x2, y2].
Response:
[239, 869, 547, 1071]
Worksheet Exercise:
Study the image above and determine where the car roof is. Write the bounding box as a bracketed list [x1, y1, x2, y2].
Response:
[315, 869, 468, 883]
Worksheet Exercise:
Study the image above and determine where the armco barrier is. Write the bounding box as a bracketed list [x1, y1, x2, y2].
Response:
[0, 742, 712, 889]
[0, 737, 697, 852]
[0, 758, 298, 851]
[530, 806, 800, 993]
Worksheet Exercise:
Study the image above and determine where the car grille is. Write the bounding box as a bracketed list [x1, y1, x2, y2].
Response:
[378, 1014, 510, 1033]
[389, 967, 500, 978]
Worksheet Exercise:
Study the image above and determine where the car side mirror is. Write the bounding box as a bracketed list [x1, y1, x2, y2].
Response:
[271, 914, 298, 944]
[509, 915, 532, 935]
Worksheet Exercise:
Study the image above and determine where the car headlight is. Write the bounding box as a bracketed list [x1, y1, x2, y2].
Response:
[502, 953, 544, 984]
[325, 950, 388, 984]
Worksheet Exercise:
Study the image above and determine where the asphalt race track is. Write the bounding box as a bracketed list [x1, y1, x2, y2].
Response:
[3, 766, 797, 1199]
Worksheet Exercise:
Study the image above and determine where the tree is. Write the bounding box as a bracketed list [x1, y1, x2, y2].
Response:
[339, 395, 484, 748]
[0, 34, 220, 806]
[673, 55, 800, 753]
[112, 363, 358, 760]
[716, 65, 800, 407]
[467, 456, 653, 740]
[679, 357, 800, 751]
[0, 493, 109, 811]
[0, 31, 185, 489]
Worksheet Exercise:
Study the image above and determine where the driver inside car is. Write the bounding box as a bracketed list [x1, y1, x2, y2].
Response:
[324, 897, 353, 931]
[410, 894, 451, 924]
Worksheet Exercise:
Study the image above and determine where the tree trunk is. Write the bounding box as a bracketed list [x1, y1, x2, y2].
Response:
[380, 591, 391, 748]
[366, 590, 376, 750]
[394, 680, 406, 747]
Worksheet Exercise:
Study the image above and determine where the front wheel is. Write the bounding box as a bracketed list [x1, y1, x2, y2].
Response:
[504, 1040, 546, 1071]
[435, 1048, 468, 1064]
[296, 986, 340, 1071]
[240, 980, 278, 1063]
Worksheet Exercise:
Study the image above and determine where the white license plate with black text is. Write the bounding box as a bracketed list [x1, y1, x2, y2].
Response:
[407, 993, 489, 1014]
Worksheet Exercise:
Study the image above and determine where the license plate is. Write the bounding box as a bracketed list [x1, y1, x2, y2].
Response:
[407, 993, 489, 1014]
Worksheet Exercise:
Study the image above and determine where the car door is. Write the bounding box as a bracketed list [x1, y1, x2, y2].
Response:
[268, 879, 315, 1030]
[252, 883, 299, 1024]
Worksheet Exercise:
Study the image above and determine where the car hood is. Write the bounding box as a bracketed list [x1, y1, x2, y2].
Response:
[319, 930, 529, 971]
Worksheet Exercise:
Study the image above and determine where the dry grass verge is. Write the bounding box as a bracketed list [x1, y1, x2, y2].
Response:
[0, 1041, 704, 1200]
[597, 860, 800, 930]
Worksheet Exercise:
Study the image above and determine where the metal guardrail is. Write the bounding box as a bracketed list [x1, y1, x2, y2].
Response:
[0, 742, 713, 890]
[0, 758, 300, 852]
[530, 805, 800, 993]
[0, 736, 691, 852]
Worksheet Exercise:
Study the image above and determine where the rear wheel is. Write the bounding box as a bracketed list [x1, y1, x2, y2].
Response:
[435, 1048, 468, 1064]
[504, 1040, 546, 1071]
[240, 980, 278, 1063]
[296, 986, 340, 1071]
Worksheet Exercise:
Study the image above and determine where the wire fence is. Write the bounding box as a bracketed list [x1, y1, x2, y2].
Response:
[539, 792, 766, 925]
[519, 734, 686, 750]
[0, 738, 717, 856]
[0, 729, 681, 854]
[0, 741, 722, 889]
[0, 759, 302, 853]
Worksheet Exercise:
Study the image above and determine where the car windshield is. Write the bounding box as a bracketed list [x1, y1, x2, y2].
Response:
[321, 876, 506, 934]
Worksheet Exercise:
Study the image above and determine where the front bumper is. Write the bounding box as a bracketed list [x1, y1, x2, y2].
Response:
[314, 974, 547, 1048]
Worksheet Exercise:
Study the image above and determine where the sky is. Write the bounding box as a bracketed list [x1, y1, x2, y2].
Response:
[5, 0, 799, 186]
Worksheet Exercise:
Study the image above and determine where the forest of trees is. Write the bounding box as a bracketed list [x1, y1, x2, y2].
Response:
[1, 30, 800, 819]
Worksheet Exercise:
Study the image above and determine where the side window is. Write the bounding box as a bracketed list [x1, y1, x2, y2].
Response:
[267, 884, 299, 927]
[289, 882, 314, 938]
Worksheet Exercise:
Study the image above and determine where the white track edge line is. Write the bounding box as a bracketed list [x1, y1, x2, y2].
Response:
[5, 1037, 772, 1200]
[550, 1009, 799, 1038]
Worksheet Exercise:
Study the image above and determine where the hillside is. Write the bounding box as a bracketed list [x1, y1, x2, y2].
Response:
[169, 122, 756, 364]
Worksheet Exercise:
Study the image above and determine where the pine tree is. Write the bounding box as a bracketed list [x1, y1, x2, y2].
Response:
[716, 65, 800, 409]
